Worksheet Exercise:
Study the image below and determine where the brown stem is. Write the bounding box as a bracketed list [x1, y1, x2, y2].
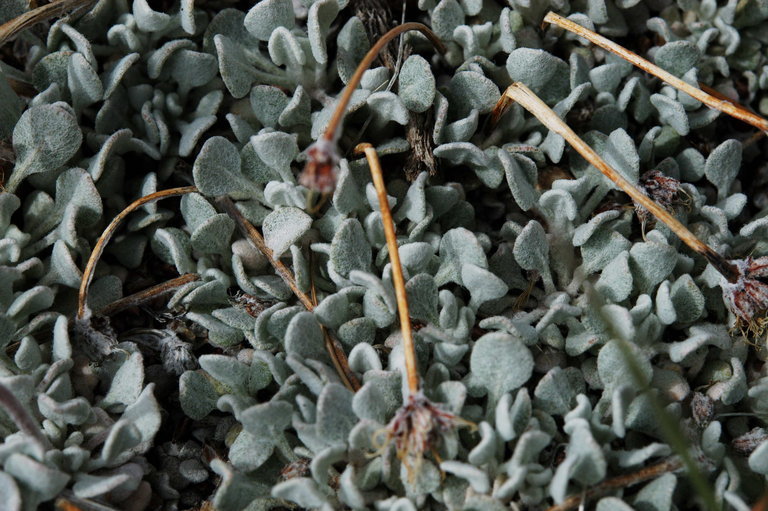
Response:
[77, 186, 198, 319]
[0, 0, 96, 46]
[499, 82, 740, 283]
[543, 12, 768, 134]
[98, 273, 201, 316]
[355, 143, 419, 394]
[0, 381, 51, 454]
[545, 458, 683, 511]
[216, 196, 360, 392]
[322, 22, 446, 143]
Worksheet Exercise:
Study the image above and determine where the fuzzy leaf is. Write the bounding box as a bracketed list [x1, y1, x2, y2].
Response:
[330, 219, 371, 277]
[705, 139, 741, 200]
[507, 48, 569, 103]
[263, 207, 312, 258]
[7, 104, 82, 192]
[654, 41, 700, 77]
[398, 55, 436, 113]
[469, 332, 533, 407]
[244, 0, 295, 41]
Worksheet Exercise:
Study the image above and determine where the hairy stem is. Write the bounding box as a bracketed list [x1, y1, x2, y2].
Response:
[78, 186, 198, 319]
[355, 143, 419, 394]
[544, 12, 768, 134]
[497, 82, 740, 283]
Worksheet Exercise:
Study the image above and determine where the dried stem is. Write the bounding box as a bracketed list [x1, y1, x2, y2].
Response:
[355, 143, 419, 394]
[545, 457, 683, 511]
[0, 381, 50, 454]
[543, 12, 768, 134]
[77, 186, 198, 319]
[0, 0, 96, 47]
[321, 22, 446, 143]
[98, 273, 201, 316]
[216, 196, 360, 392]
[496, 82, 740, 283]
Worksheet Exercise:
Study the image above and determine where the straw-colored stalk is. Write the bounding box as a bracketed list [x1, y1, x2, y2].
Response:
[543, 11, 768, 134]
[494, 82, 740, 284]
[0, 0, 96, 47]
[300, 23, 445, 194]
[77, 186, 198, 319]
[355, 143, 419, 393]
[545, 457, 683, 511]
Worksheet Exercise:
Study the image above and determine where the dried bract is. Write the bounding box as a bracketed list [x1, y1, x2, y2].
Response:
[720, 257, 768, 337]
[691, 392, 715, 428]
[73, 308, 118, 360]
[634, 170, 684, 232]
[732, 427, 768, 456]
[375, 391, 472, 480]
[299, 139, 339, 193]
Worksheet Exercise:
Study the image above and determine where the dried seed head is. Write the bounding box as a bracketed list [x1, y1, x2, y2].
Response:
[123, 328, 197, 375]
[299, 139, 339, 194]
[374, 391, 473, 481]
[732, 427, 768, 456]
[690, 392, 715, 428]
[634, 170, 684, 233]
[229, 291, 271, 318]
[280, 457, 311, 480]
[720, 256, 768, 337]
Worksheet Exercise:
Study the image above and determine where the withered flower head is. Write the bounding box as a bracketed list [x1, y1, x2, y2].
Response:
[634, 170, 684, 232]
[298, 139, 339, 194]
[720, 256, 768, 337]
[374, 391, 473, 480]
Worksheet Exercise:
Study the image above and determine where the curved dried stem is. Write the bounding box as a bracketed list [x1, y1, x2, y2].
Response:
[217, 196, 360, 392]
[545, 457, 683, 511]
[496, 82, 740, 283]
[77, 186, 198, 319]
[322, 23, 446, 143]
[98, 273, 200, 316]
[543, 11, 768, 134]
[355, 143, 419, 394]
[0, 0, 96, 47]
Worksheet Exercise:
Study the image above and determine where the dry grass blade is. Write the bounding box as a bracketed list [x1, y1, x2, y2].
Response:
[0, 0, 96, 47]
[98, 273, 201, 316]
[216, 196, 360, 392]
[355, 142, 419, 393]
[543, 11, 768, 134]
[321, 23, 446, 143]
[497, 82, 740, 283]
[77, 186, 198, 319]
[545, 458, 683, 511]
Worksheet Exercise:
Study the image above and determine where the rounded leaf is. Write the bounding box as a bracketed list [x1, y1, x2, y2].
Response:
[8, 104, 82, 192]
[398, 55, 435, 113]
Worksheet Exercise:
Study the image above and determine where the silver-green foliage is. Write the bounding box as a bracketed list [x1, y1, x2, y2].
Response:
[1, 0, 768, 509]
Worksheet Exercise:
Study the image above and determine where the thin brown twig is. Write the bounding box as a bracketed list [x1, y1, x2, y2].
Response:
[543, 11, 768, 134]
[355, 143, 419, 394]
[77, 186, 198, 319]
[0, 0, 96, 47]
[216, 196, 360, 392]
[98, 273, 201, 316]
[545, 457, 683, 511]
[496, 82, 740, 283]
[321, 23, 446, 143]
